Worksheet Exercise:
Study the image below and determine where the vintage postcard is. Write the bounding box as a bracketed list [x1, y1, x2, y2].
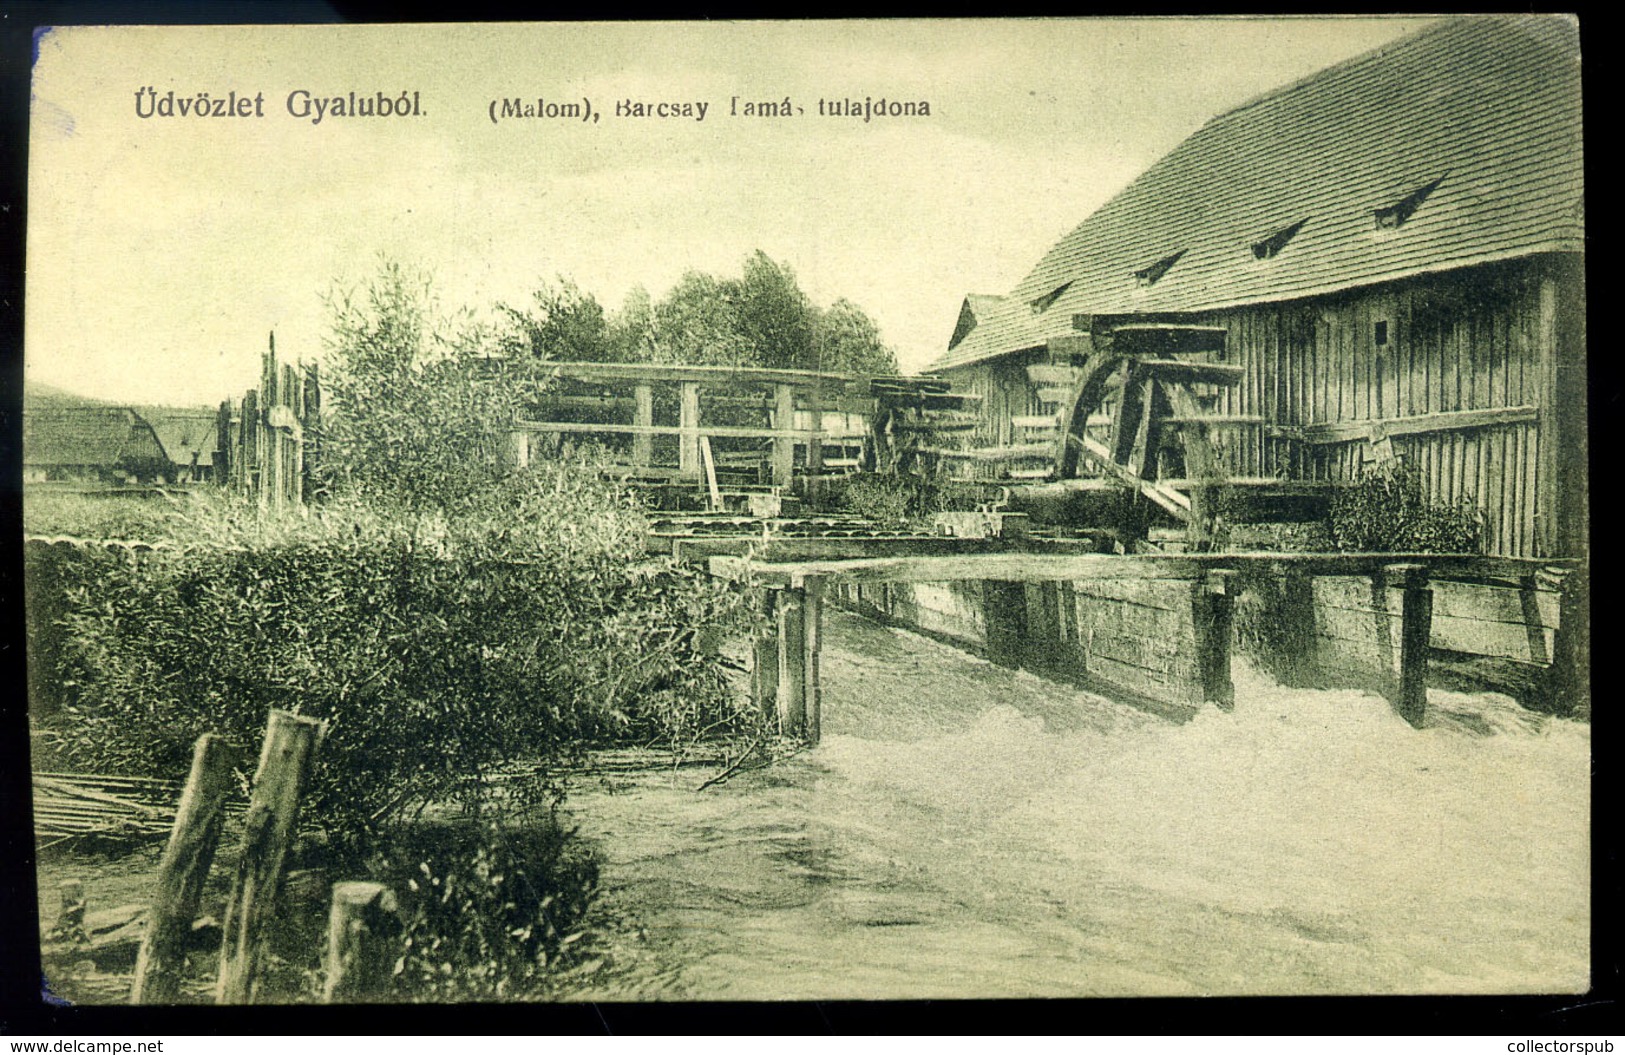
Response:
[22, 16, 1588, 1007]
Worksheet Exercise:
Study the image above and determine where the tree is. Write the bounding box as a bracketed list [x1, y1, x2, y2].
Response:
[816, 298, 899, 376]
[735, 251, 817, 370]
[650, 270, 752, 366]
[320, 259, 547, 511]
[496, 279, 614, 362]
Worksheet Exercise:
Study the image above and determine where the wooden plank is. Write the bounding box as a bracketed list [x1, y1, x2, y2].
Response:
[217, 711, 325, 1004]
[518, 420, 827, 441]
[1193, 570, 1239, 709]
[537, 360, 857, 387]
[1011, 414, 1061, 429]
[131, 735, 237, 1005]
[1073, 434, 1191, 519]
[918, 443, 1054, 462]
[1267, 405, 1537, 445]
[1085, 653, 1196, 709]
[710, 551, 1574, 589]
[1429, 614, 1554, 665]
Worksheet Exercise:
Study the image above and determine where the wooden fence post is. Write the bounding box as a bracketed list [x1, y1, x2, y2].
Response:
[751, 590, 780, 722]
[217, 710, 325, 1004]
[131, 734, 237, 1005]
[1385, 563, 1432, 728]
[804, 576, 826, 745]
[322, 882, 400, 1003]
[1193, 569, 1238, 710]
[776, 587, 807, 738]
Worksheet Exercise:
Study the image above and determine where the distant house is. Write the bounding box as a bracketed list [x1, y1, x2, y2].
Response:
[927, 16, 1584, 558]
[140, 408, 221, 483]
[23, 405, 173, 486]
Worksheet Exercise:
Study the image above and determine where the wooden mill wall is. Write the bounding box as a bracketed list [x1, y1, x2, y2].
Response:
[1195, 254, 1584, 559]
[939, 253, 1585, 559]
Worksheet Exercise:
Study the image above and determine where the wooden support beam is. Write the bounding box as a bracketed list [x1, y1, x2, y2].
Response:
[536, 359, 857, 387]
[678, 381, 702, 475]
[1070, 434, 1192, 520]
[983, 581, 1030, 669]
[517, 420, 836, 441]
[1386, 563, 1432, 728]
[1267, 405, 1537, 446]
[708, 551, 1575, 590]
[322, 882, 401, 1003]
[776, 588, 807, 738]
[700, 437, 722, 511]
[132, 734, 236, 1005]
[751, 591, 780, 721]
[1192, 570, 1238, 710]
[632, 383, 654, 466]
[804, 577, 825, 745]
[772, 384, 796, 486]
[217, 710, 325, 1004]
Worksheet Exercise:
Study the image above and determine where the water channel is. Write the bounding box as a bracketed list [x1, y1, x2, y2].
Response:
[563, 609, 1590, 1000]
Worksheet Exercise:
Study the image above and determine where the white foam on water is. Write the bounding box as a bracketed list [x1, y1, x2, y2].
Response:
[568, 612, 1590, 999]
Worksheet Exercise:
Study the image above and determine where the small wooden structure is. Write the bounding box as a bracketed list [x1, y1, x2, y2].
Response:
[215, 335, 321, 510]
[512, 361, 868, 495]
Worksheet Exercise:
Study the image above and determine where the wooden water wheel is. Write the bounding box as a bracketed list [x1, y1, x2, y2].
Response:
[1052, 325, 1252, 550]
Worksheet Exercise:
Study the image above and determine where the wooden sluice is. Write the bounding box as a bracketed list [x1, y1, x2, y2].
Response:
[706, 550, 1579, 743]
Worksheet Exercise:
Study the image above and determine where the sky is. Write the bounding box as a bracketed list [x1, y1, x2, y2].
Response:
[26, 17, 1437, 407]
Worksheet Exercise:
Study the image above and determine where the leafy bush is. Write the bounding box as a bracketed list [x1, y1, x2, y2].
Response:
[1327, 460, 1483, 553]
[35, 472, 759, 849]
[371, 817, 600, 1001]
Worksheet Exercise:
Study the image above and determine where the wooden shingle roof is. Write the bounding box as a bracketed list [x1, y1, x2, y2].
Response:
[23, 406, 170, 470]
[930, 15, 1583, 371]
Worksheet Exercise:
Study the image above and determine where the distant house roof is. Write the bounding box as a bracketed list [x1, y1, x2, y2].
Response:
[23, 406, 170, 471]
[140, 409, 220, 469]
[930, 15, 1583, 371]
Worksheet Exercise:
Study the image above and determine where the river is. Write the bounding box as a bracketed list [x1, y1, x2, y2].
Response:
[563, 609, 1590, 1000]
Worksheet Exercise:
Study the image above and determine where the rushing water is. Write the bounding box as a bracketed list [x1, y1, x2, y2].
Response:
[564, 610, 1590, 1000]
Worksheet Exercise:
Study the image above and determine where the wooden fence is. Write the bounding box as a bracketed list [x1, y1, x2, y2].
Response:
[215, 335, 321, 510]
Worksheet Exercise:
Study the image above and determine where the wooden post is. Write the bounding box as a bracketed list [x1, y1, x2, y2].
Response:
[700, 437, 723, 511]
[983, 580, 1029, 669]
[1192, 569, 1238, 710]
[214, 401, 232, 486]
[1385, 563, 1432, 728]
[632, 383, 655, 467]
[751, 590, 780, 721]
[241, 388, 259, 497]
[131, 734, 237, 1005]
[678, 381, 702, 477]
[776, 587, 807, 738]
[772, 384, 796, 487]
[804, 576, 825, 745]
[217, 710, 325, 1004]
[322, 882, 400, 1003]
